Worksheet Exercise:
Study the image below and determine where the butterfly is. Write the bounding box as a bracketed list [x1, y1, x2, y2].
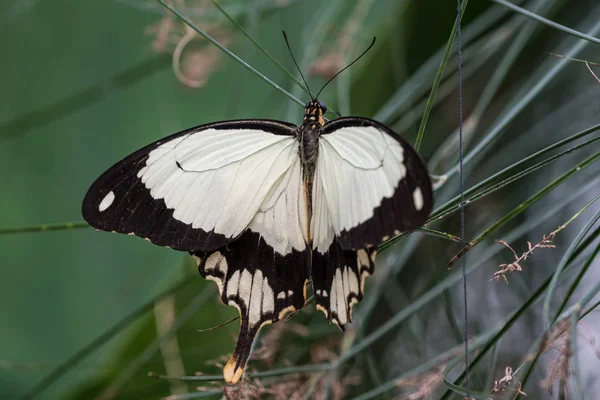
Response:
[82, 37, 432, 384]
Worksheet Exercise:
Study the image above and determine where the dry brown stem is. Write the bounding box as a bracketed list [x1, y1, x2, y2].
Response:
[493, 227, 560, 283]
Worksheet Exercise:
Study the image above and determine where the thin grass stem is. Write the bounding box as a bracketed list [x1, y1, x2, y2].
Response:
[414, 0, 468, 152]
[491, 0, 600, 45]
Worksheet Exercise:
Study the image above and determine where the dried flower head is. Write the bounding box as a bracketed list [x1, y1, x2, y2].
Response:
[493, 229, 557, 283]
[489, 366, 526, 399]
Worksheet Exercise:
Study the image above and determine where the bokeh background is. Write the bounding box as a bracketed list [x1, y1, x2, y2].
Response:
[1, 0, 600, 399]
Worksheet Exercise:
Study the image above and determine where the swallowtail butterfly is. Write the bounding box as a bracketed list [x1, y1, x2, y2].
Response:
[83, 79, 432, 383]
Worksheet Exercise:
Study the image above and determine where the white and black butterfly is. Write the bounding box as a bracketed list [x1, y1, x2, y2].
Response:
[82, 99, 432, 383]
[82, 34, 432, 383]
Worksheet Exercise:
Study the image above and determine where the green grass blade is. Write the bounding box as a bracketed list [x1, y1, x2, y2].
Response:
[439, 263, 572, 398]
[443, 224, 600, 399]
[446, 150, 600, 268]
[350, 329, 498, 400]
[443, 17, 600, 181]
[0, 221, 89, 235]
[492, 0, 600, 45]
[418, 227, 463, 243]
[17, 274, 196, 400]
[413, 0, 468, 152]
[431, 122, 600, 220]
[0, 55, 170, 141]
[158, 391, 224, 399]
[374, 2, 520, 123]
[429, 0, 549, 171]
[96, 285, 213, 399]
[542, 200, 600, 328]
[153, 362, 332, 382]
[554, 227, 600, 319]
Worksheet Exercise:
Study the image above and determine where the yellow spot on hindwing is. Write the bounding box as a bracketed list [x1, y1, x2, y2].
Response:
[223, 356, 244, 384]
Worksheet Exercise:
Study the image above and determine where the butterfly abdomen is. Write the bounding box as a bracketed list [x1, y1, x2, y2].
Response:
[299, 124, 320, 168]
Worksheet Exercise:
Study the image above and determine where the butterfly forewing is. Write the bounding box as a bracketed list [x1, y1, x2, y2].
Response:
[82, 120, 297, 251]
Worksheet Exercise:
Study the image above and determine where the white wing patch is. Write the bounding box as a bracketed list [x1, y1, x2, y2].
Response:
[329, 266, 360, 325]
[137, 128, 301, 246]
[248, 155, 308, 254]
[225, 268, 275, 327]
[98, 191, 115, 212]
[204, 251, 228, 293]
[312, 125, 406, 252]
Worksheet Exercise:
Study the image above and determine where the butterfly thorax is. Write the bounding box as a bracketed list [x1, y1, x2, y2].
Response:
[298, 100, 325, 168]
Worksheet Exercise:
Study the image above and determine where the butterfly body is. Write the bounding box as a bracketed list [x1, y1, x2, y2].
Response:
[82, 100, 432, 384]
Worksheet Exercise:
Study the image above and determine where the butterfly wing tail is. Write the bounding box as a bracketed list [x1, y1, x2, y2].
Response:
[192, 229, 310, 384]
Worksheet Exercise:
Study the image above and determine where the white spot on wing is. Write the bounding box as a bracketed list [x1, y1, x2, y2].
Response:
[248, 270, 263, 326]
[238, 270, 253, 308]
[205, 252, 224, 273]
[226, 270, 240, 299]
[99, 191, 115, 212]
[348, 270, 359, 296]
[277, 291, 286, 300]
[334, 269, 347, 325]
[262, 278, 274, 314]
[413, 187, 424, 211]
[343, 267, 351, 307]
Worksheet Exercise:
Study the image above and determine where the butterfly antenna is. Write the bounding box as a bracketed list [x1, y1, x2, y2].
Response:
[315, 37, 376, 99]
[283, 31, 314, 100]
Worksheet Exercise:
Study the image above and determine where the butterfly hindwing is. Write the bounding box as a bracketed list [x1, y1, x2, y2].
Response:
[312, 241, 376, 327]
[82, 120, 297, 251]
[191, 145, 310, 384]
[192, 229, 310, 384]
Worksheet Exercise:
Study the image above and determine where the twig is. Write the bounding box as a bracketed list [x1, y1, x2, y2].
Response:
[492, 226, 560, 283]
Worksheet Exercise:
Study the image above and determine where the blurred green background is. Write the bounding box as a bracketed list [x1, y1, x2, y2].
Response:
[1, 0, 600, 399]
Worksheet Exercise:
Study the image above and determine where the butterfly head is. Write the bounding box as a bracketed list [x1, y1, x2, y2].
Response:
[303, 100, 327, 126]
